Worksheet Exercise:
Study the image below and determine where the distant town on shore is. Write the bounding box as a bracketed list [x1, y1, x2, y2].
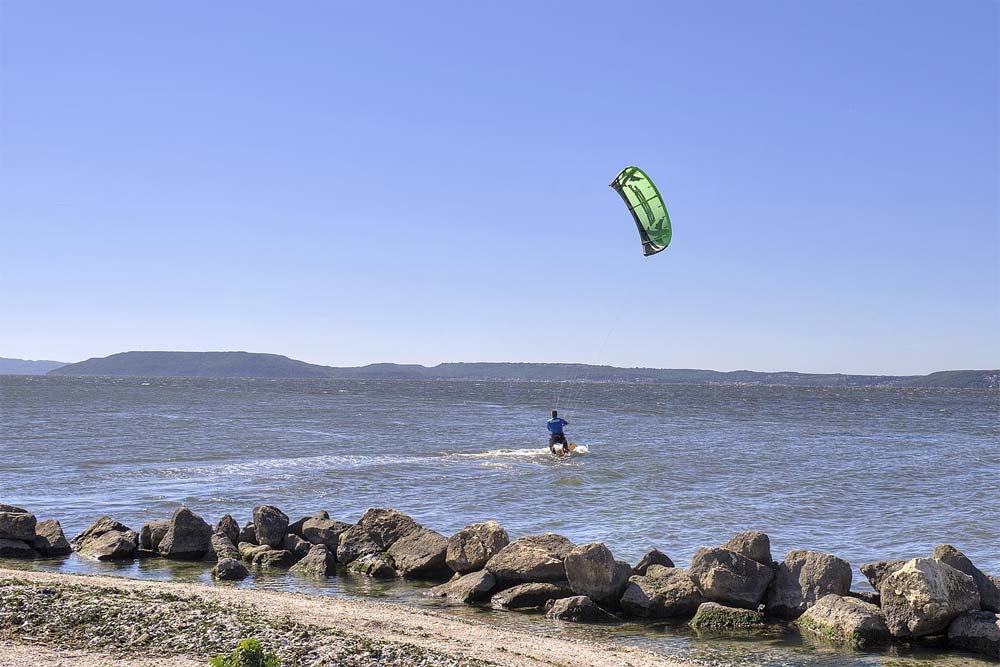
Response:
[1, 352, 996, 389]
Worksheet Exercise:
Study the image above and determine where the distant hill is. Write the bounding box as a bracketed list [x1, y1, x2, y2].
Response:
[46, 351, 999, 389]
[0, 357, 67, 375]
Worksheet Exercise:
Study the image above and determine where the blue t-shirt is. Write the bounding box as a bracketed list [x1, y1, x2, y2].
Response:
[546, 417, 568, 434]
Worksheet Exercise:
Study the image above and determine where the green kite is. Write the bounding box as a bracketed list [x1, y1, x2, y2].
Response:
[610, 166, 672, 256]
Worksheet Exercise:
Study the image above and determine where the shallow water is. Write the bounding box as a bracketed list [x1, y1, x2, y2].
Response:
[1, 375, 998, 666]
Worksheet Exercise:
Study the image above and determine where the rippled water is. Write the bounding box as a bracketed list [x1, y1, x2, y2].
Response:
[1, 375, 998, 666]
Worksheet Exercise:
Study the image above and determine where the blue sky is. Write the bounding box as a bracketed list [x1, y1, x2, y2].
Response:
[1, 1, 996, 374]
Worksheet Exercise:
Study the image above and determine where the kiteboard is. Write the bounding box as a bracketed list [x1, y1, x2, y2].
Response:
[550, 443, 579, 457]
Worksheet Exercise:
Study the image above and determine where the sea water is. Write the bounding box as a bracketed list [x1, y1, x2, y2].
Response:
[1, 375, 997, 666]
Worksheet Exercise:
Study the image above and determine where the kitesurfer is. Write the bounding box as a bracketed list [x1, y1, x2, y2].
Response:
[547, 410, 570, 455]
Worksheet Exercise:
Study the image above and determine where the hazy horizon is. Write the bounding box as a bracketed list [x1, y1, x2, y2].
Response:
[2, 2, 997, 375]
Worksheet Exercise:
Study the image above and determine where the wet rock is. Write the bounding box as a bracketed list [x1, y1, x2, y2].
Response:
[238, 542, 270, 561]
[238, 522, 257, 546]
[337, 508, 421, 564]
[302, 517, 351, 551]
[71, 517, 137, 561]
[765, 550, 852, 620]
[158, 507, 213, 560]
[138, 520, 169, 553]
[932, 544, 1000, 612]
[485, 533, 575, 586]
[632, 548, 674, 575]
[252, 505, 289, 548]
[948, 610, 999, 659]
[546, 595, 617, 622]
[290, 544, 335, 577]
[212, 557, 249, 581]
[620, 565, 705, 618]
[690, 601, 767, 631]
[0, 538, 38, 558]
[722, 531, 772, 566]
[31, 519, 72, 557]
[387, 527, 450, 579]
[860, 560, 905, 591]
[282, 532, 312, 559]
[0, 505, 36, 541]
[490, 582, 573, 610]
[446, 521, 510, 574]
[211, 533, 240, 561]
[846, 590, 880, 606]
[250, 548, 294, 568]
[796, 594, 890, 648]
[289, 511, 328, 538]
[215, 514, 240, 545]
[564, 543, 631, 606]
[424, 569, 496, 603]
[881, 558, 980, 638]
[347, 552, 397, 578]
[688, 547, 773, 609]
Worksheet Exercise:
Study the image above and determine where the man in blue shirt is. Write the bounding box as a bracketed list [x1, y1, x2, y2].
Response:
[547, 410, 569, 454]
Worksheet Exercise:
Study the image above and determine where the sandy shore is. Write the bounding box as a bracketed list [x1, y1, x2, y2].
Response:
[0, 568, 694, 667]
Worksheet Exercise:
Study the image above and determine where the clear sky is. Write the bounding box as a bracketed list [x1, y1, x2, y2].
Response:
[1, 1, 997, 374]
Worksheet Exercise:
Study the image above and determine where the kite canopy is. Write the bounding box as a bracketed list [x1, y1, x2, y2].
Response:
[609, 166, 672, 256]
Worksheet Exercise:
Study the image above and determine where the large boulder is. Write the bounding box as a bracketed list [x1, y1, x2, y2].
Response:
[490, 582, 573, 610]
[158, 507, 212, 559]
[387, 527, 450, 578]
[564, 543, 631, 606]
[337, 509, 421, 564]
[290, 544, 336, 577]
[31, 520, 71, 556]
[71, 517, 137, 561]
[0, 505, 36, 541]
[948, 610, 999, 659]
[212, 558, 249, 581]
[0, 538, 38, 558]
[860, 560, 905, 591]
[138, 520, 170, 553]
[302, 517, 351, 551]
[620, 565, 704, 618]
[347, 552, 397, 578]
[722, 531, 772, 566]
[281, 533, 312, 559]
[880, 558, 980, 637]
[689, 601, 767, 631]
[796, 594, 890, 648]
[238, 542, 270, 561]
[633, 548, 674, 575]
[215, 514, 240, 545]
[425, 570, 497, 604]
[211, 533, 240, 561]
[289, 511, 328, 538]
[546, 595, 616, 623]
[688, 547, 773, 609]
[765, 550, 852, 620]
[485, 533, 575, 586]
[249, 549, 295, 568]
[932, 544, 1000, 612]
[238, 522, 257, 545]
[252, 506, 289, 548]
[446, 521, 510, 574]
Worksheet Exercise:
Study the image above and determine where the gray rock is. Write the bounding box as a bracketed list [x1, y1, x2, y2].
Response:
[158, 507, 212, 560]
[690, 601, 767, 631]
[948, 610, 999, 659]
[252, 505, 289, 548]
[881, 558, 980, 638]
[337, 508, 421, 564]
[138, 520, 170, 552]
[796, 594, 890, 648]
[0, 505, 36, 541]
[632, 548, 674, 575]
[31, 519, 71, 556]
[0, 538, 38, 558]
[689, 547, 773, 609]
[564, 543, 631, 606]
[845, 590, 880, 606]
[765, 550, 852, 620]
[546, 595, 616, 622]
[215, 514, 240, 545]
[485, 533, 575, 586]
[211, 533, 240, 561]
[282, 532, 312, 559]
[237, 522, 257, 545]
[290, 544, 335, 577]
[860, 560, 905, 591]
[620, 565, 705, 618]
[424, 569, 496, 603]
[722, 531, 772, 566]
[289, 511, 328, 538]
[250, 548, 294, 568]
[238, 542, 270, 561]
[446, 521, 510, 574]
[71, 517, 137, 560]
[347, 552, 397, 578]
[302, 517, 351, 550]
[932, 544, 1000, 612]
[387, 527, 450, 579]
[490, 582, 573, 610]
[212, 557, 249, 581]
